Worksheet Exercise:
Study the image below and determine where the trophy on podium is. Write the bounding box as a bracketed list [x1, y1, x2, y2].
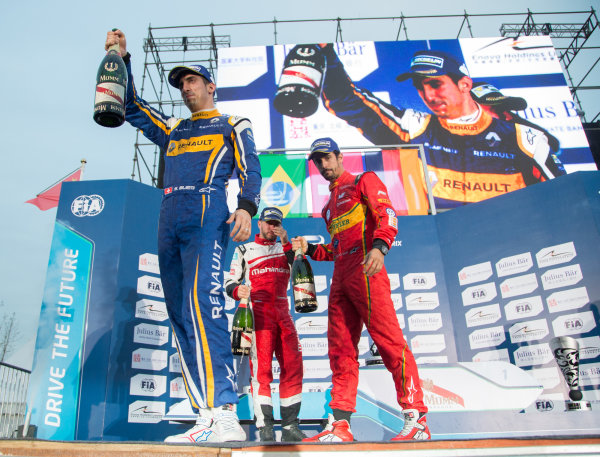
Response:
[366, 341, 384, 366]
[549, 336, 592, 411]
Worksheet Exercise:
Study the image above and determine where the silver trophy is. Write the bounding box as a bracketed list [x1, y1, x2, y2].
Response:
[549, 336, 591, 411]
[366, 341, 384, 366]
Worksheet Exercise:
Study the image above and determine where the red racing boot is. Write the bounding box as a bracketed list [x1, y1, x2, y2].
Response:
[391, 409, 430, 441]
[303, 414, 354, 442]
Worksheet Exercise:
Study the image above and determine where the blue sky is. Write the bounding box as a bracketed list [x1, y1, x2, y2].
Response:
[1, 0, 598, 369]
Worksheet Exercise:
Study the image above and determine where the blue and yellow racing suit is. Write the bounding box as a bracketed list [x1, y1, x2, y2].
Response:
[124, 56, 261, 410]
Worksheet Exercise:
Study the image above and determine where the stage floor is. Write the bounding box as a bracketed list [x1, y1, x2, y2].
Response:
[1, 437, 600, 457]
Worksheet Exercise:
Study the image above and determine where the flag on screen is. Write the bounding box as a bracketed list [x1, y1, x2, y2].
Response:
[26, 161, 86, 211]
[259, 154, 308, 218]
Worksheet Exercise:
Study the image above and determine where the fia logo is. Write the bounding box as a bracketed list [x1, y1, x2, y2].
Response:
[71, 195, 105, 217]
[536, 399, 554, 412]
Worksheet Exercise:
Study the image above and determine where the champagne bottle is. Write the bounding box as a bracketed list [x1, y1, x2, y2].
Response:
[94, 34, 127, 128]
[292, 248, 317, 313]
[273, 44, 326, 118]
[231, 297, 253, 356]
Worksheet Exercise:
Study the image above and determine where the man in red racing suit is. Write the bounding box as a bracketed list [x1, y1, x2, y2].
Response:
[225, 207, 305, 442]
[293, 138, 429, 442]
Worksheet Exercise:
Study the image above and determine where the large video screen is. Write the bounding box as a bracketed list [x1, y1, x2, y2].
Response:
[216, 37, 596, 214]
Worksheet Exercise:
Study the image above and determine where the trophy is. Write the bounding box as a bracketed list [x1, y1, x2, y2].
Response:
[366, 341, 384, 366]
[549, 336, 591, 411]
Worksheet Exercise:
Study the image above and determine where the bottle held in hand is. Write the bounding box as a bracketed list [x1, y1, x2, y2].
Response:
[231, 297, 253, 355]
[273, 44, 325, 118]
[94, 38, 127, 127]
[292, 248, 317, 313]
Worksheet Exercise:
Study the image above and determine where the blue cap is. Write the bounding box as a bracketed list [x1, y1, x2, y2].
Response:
[259, 207, 283, 222]
[396, 50, 469, 82]
[308, 137, 339, 160]
[168, 64, 215, 88]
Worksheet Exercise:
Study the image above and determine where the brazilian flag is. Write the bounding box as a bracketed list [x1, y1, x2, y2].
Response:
[258, 153, 308, 218]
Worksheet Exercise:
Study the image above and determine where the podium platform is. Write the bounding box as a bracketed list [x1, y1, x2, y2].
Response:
[24, 172, 600, 443]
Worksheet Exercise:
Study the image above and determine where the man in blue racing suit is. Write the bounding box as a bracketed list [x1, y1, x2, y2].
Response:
[105, 30, 261, 443]
[312, 45, 566, 210]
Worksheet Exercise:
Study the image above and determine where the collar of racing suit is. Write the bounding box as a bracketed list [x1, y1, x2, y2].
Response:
[328, 170, 354, 192]
[438, 104, 493, 136]
[191, 108, 220, 120]
[255, 234, 276, 246]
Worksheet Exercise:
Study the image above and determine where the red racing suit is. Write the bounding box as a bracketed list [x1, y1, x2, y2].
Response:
[225, 235, 303, 428]
[306, 171, 427, 414]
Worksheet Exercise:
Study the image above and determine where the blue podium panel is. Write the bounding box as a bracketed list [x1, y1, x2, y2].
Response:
[437, 172, 600, 402]
[27, 173, 600, 442]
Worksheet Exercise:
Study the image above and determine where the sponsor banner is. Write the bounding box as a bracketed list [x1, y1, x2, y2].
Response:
[495, 252, 533, 278]
[580, 363, 600, 387]
[578, 336, 600, 360]
[300, 337, 328, 357]
[137, 275, 165, 298]
[314, 274, 328, 293]
[132, 348, 168, 371]
[133, 323, 170, 346]
[416, 355, 449, 364]
[504, 296, 544, 321]
[509, 318, 549, 344]
[135, 299, 169, 322]
[397, 313, 406, 330]
[462, 282, 497, 307]
[469, 325, 506, 349]
[303, 359, 333, 379]
[465, 303, 501, 328]
[528, 366, 562, 390]
[169, 353, 181, 373]
[536, 242, 577, 269]
[302, 382, 332, 393]
[27, 222, 93, 440]
[408, 313, 443, 332]
[411, 334, 446, 354]
[472, 348, 510, 363]
[500, 273, 538, 298]
[170, 377, 187, 398]
[128, 401, 165, 424]
[295, 316, 328, 335]
[546, 286, 589, 313]
[514, 343, 554, 368]
[388, 274, 401, 291]
[459, 36, 563, 78]
[458, 261, 493, 286]
[357, 337, 370, 356]
[403, 272, 436, 290]
[541, 264, 583, 290]
[405, 292, 439, 311]
[129, 374, 167, 397]
[315, 295, 329, 313]
[139, 253, 160, 274]
[551, 310, 596, 337]
[391, 293, 403, 310]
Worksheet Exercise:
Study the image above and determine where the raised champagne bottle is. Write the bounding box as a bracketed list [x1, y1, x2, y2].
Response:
[273, 44, 325, 118]
[94, 33, 127, 128]
[292, 248, 317, 313]
[231, 297, 253, 356]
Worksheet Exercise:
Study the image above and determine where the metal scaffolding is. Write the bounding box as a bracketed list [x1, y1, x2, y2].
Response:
[130, 8, 599, 185]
